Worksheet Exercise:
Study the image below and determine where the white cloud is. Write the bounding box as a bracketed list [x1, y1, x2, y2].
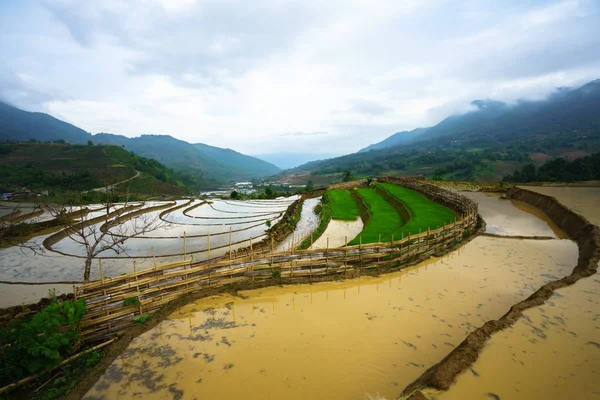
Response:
[0, 0, 599, 155]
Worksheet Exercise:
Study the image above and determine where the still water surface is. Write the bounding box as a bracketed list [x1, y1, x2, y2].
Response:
[426, 186, 600, 400]
[85, 235, 577, 400]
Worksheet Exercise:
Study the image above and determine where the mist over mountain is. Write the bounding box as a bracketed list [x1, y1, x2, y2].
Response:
[287, 79, 600, 182]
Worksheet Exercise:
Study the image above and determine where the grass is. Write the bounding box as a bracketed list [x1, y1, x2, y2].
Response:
[329, 189, 360, 220]
[377, 183, 457, 236]
[348, 188, 404, 244]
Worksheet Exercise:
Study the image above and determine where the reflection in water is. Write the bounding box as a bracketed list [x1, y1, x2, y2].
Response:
[429, 186, 600, 400]
[462, 192, 565, 238]
[85, 237, 577, 400]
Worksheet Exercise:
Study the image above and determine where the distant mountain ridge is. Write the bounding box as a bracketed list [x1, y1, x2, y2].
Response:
[359, 79, 600, 153]
[289, 78, 600, 182]
[0, 101, 280, 187]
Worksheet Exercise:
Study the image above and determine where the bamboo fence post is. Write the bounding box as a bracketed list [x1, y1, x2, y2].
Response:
[249, 236, 253, 261]
[325, 237, 329, 273]
[291, 234, 294, 255]
[344, 236, 347, 268]
[207, 233, 211, 261]
[73, 285, 77, 300]
[152, 247, 156, 270]
[229, 227, 233, 262]
[133, 260, 137, 273]
[271, 237, 274, 265]
[183, 231, 187, 260]
[99, 259, 104, 283]
[359, 236, 362, 261]
[377, 234, 381, 263]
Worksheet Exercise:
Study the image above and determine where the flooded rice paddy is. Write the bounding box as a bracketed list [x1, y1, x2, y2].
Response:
[311, 218, 364, 249]
[0, 198, 296, 307]
[275, 197, 321, 252]
[85, 195, 579, 400]
[426, 186, 600, 400]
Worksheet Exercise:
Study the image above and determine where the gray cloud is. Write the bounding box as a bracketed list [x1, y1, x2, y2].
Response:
[0, 0, 598, 154]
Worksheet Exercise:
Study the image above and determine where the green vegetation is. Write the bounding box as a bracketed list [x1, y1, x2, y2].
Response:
[0, 298, 86, 387]
[133, 313, 152, 326]
[0, 143, 188, 197]
[503, 153, 600, 183]
[123, 297, 141, 307]
[378, 183, 457, 235]
[29, 349, 104, 400]
[349, 188, 404, 244]
[329, 189, 360, 220]
[287, 80, 600, 183]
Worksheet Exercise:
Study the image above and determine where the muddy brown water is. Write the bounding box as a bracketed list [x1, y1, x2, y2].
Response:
[461, 192, 565, 238]
[84, 235, 577, 400]
[424, 186, 600, 400]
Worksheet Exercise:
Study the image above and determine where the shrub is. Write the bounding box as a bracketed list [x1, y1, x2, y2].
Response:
[0, 299, 87, 386]
[133, 313, 152, 326]
[123, 297, 141, 307]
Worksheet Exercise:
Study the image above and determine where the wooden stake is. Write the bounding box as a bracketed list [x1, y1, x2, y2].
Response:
[229, 227, 232, 262]
[325, 237, 329, 271]
[133, 261, 137, 273]
[249, 236, 253, 261]
[73, 285, 77, 300]
[271, 237, 274, 265]
[291, 234, 294, 255]
[152, 247, 156, 269]
[207, 232, 211, 261]
[183, 231, 187, 260]
[359, 236, 362, 261]
[99, 259, 104, 283]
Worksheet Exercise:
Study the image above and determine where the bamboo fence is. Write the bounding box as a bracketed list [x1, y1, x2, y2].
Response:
[74, 212, 478, 341]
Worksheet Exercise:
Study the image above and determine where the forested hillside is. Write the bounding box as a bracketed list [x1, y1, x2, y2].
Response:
[0, 143, 188, 197]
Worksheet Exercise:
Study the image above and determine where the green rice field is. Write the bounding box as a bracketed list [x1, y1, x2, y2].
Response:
[348, 188, 404, 244]
[377, 183, 457, 236]
[329, 190, 361, 220]
[331, 184, 457, 245]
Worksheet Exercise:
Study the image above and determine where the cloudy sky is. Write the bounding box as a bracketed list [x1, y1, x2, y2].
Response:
[1, 0, 599, 156]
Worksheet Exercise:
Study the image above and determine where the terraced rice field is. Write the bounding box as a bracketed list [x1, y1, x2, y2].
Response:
[0, 197, 297, 307]
[349, 188, 404, 244]
[378, 183, 457, 235]
[85, 195, 578, 400]
[342, 184, 456, 245]
[329, 190, 360, 220]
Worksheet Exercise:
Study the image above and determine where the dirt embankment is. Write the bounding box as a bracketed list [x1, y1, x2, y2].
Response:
[400, 187, 600, 399]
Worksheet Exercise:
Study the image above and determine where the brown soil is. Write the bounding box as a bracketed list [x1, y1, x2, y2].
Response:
[401, 187, 600, 399]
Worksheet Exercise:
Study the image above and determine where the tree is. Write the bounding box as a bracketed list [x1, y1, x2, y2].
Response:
[230, 190, 239, 199]
[342, 170, 354, 182]
[306, 180, 314, 191]
[46, 188, 168, 283]
[264, 185, 274, 199]
[87, 140, 94, 146]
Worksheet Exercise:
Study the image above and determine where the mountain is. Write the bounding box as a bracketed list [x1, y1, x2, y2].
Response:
[287, 79, 600, 182]
[253, 153, 340, 169]
[0, 101, 92, 144]
[0, 142, 188, 196]
[193, 143, 280, 178]
[92, 134, 280, 184]
[0, 101, 280, 188]
[359, 128, 428, 153]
